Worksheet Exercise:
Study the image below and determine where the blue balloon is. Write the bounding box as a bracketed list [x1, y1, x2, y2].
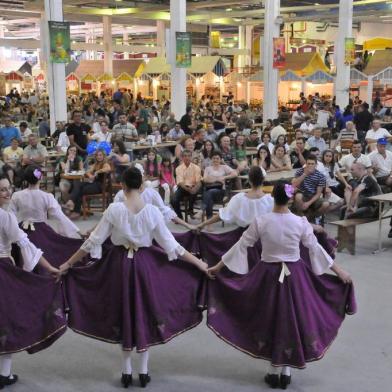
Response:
[86, 141, 98, 155]
[98, 141, 112, 155]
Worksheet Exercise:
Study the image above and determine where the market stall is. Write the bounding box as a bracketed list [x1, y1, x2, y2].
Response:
[115, 72, 133, 91]
[279, 70, 304, 108]
[80, 73, 97, 93]
[364, 49, 392, 106]
[363, 38, 392, 52]
[5, 71, 24, 94]
[66, 72, 80, 94]
[350, 68, 369, 103]
[304, 70, 334, 99]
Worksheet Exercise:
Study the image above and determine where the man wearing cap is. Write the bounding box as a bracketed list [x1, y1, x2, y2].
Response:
[365, 119, 392, 152]
[369, 138, 392, 188]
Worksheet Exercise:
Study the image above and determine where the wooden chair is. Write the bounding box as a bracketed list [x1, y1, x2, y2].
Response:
[82, 173, 113, 219]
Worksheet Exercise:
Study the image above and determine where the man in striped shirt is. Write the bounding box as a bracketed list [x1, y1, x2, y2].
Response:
[292, 155, 329, 219]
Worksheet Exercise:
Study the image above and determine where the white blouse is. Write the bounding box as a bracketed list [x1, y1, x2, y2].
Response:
[9, 189, 80, 239]
[222, 212, 333, 276]
[219, 193, 274, 227]
[81, 203, 185, 260]
[0, 209, 43, 272]
[114, 188, 177, 223]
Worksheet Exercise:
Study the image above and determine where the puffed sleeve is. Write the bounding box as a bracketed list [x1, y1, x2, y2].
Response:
[149, 189, 177, 223]
[300, 217, 334, 275]
[222, 219, 260, 274]
[7, 212, 42, 272]
[219, 193, 240, 224]
[47, 194, 80, 238]
[80, 205, 115, 258]
[151, 209, 185, 260]
[113, 190, 126, 203]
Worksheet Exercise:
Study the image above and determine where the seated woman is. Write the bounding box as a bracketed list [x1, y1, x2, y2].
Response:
[200, 140, 215, 171]
[159, 155, 176, 205]
[257, 132, 274, 153]
[58, 146, 84, 203]
[232, 134, 249, 174]
[252, 145, 271, 173]
[201, 151, 237, 227]
[270, 145, 292, 172]
[2, 137, 23, 186]
[275, 134, 290, 153]
[63, 149, 112, 219]
[110, 139, 130, 182]
[144, 148, 161, 189]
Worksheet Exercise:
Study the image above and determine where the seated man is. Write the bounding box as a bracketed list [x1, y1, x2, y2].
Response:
[112, 112, 138, 141]
[290, 137, 310, 169]
[338, 140, 372, 182]
[365, 119, 392, 152]
[171, 149, 202, 219]
[22, 134, 48, 169]
[369, 137, 392, 189]
[307, 125, 327, 153]
[292, 154, 329, 219]
[342, 162, 381, 219]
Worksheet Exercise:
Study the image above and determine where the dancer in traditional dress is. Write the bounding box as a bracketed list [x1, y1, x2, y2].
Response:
[59, 167, 207, 388]
[9, 165, 82, 268]
[206, 182, 356, 390]
[114, 163, 194, 231]
[193, 166, 336, 266]
[0, 175, 65, 389]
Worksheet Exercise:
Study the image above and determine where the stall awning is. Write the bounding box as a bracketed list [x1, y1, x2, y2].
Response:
[305, 70, 334, 84]
[75, 59, 143, 78]
[350, 68, 368, 82]
[116, 72, 133, 82]
[281, 52, 330, 77]
[135, 57, 171, 77]
[80, 73, 96, 83]
[280, 70, 302, 81]
[373, 67, 392, 83]
[98, 73, 113, 83]
[6, 71, 23, 81]
[364, 49, 392, 76]
[363, 38, 392, 52]
[188, 56, 226, 77]
[66, 72, 79, 82]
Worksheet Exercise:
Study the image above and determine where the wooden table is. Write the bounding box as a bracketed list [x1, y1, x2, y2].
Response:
[61, 173, 85, 181]
[368, 193, 392, 253]
[127, 141, 178, 152]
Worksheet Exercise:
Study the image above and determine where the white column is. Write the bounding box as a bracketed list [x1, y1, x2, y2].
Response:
[0, 23, 5, 63]
[238, 26, 246, 68]
[103, 15, 113, 75]
[156, 20, 166, 57]
[169, 0, 187, 119]
[123, 30, 129, 59]
[245, 24, 253, 66]
[335, 0, 353, 109]
[262, 0, 280, 120]
[41, 0, 67, 133]
[246, 81, 251, 104]
[85, 24, 95, 60]
[367, 76, 373, 106]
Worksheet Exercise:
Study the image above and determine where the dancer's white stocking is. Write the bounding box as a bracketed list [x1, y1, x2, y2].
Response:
[0, 354, 12, 377]
[121, 350, 132, 375]
[139, 351, 149, 374]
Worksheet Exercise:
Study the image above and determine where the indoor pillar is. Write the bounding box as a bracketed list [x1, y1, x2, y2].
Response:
[335, 0, 353, 108]
[103, 15, 113, 75]
[156, 20, 166, 57]
[41, 0, 67, 133]
[262, 0, 280, 120]
[169, 0, 187, 119]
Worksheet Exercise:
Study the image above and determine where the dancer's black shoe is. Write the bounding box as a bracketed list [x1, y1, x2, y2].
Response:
[139, 374, 151, 388]
[121, 373, 133, 388]
[280, 374, 291, 389]
[264, 374, 280, 389]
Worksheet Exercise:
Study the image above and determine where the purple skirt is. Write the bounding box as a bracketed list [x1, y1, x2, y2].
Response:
[21, 222, 84, 269]
[207, 260, 356, 368]
[65, 245, 205, 351]
[200, 228, 337, 269]
[0, 258, 67, 355]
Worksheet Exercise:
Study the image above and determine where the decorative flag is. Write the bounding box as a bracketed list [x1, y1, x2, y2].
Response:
[49, 21, 71, 63]
[273, 37, 286, 69]
[176, 32, 192, 68]
[344, 38, 355, 65]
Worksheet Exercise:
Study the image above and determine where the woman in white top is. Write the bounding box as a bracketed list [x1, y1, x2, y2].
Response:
[59, 167, 207, 388]
[207, 182, 355, 390]
[0, 175, 64, 389]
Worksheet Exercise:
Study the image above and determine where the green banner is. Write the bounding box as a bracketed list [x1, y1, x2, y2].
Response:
[176, 32, 192, 68]
[49, 21, 71, 63]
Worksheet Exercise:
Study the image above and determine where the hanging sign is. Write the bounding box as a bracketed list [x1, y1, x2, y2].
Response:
[273, 37, 286, 69]
[344, 38, 355, 65]
[176, 32, 192, 68]
[49, 21, 71, 63]
[210, 31, 221, 49]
